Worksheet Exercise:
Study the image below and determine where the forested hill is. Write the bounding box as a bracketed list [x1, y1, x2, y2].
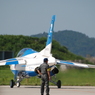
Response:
[0, 35, 86, 62]
[31, 30, 95, 57]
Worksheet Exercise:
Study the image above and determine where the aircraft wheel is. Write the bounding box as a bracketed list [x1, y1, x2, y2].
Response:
[57, 80, 61, 88]
[10, 80, 15, 88]
[16, 81, 20, 87]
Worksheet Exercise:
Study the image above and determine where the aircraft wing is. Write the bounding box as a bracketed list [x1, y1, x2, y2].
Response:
[0, 57, 25, 66]
[57, 59, 95, 68]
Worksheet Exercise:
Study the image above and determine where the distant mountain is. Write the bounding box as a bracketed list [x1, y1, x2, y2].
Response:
[31, 30, 95, 57]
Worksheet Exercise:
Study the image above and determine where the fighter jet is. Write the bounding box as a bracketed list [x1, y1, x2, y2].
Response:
[0, 15, 95, 88]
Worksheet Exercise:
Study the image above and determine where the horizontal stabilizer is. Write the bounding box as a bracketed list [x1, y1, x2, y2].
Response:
[57, 59, 95, 68]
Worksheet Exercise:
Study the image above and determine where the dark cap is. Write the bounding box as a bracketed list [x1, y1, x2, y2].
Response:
[44, 58, 48, 62]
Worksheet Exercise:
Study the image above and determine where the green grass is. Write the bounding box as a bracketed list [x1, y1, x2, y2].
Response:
[0, 69, 13, 85]
[0, 67, 95, 86]
[0, 67, 41, 85]
[56, 68, 95, 86]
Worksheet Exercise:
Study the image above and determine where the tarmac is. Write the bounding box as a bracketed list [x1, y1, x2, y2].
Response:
[0, 86, 95, 95]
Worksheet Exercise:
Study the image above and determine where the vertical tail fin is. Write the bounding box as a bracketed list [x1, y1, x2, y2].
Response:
[40, 15, 56, 57]
[46, 15, 55, 46]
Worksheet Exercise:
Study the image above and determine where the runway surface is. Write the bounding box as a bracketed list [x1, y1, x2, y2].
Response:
[0, 86, 95, 95]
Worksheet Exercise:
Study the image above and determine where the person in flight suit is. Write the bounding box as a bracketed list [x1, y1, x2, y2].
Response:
[37, 58, 51, 95]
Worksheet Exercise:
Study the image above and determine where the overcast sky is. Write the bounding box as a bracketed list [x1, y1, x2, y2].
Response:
[0, 0, 95, 38]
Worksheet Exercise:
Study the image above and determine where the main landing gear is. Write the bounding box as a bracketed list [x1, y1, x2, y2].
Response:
[57, 80, 61, 88]
[50, 79, 61, 88]
[10, 71, 27, 88]
[10, 79, 61, 88]
[10, 80, 15, 88]
[10, 80, 21, 88]
[50, 66, 61, 88]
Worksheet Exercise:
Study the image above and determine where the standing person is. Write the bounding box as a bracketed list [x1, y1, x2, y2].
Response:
[37, 58, 51, 95]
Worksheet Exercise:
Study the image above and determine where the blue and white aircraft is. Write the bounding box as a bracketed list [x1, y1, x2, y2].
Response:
[0, 15, 95, 88]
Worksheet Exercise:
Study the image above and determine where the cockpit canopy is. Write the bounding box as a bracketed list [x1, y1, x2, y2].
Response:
[17, 48, 37, 57]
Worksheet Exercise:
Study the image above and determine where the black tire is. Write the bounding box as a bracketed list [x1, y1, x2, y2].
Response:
[10, 80, 15, 88]
[57, 80, 61, 88]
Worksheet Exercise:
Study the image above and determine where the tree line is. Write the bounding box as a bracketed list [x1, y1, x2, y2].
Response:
[0, 35, 92, 64]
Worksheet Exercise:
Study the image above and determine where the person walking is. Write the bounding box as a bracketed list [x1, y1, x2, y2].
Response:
[37, 58, 51, 95]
